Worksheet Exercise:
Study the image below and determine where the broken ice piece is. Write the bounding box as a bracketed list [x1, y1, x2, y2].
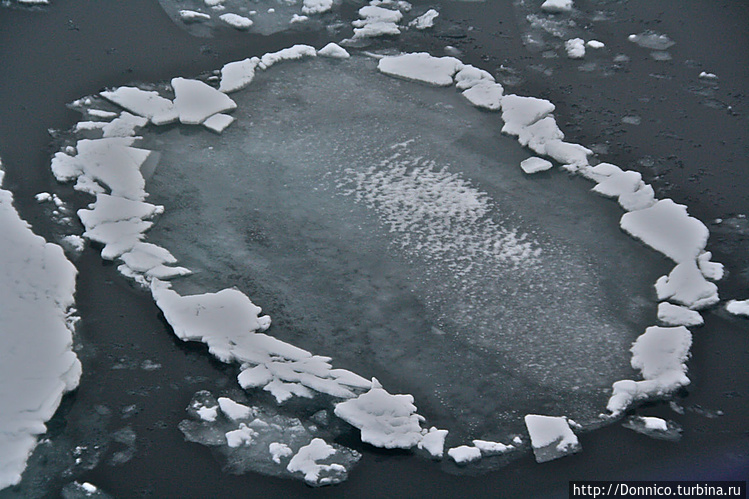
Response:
[377, 53, 463, 87]
[520, 157, 553, 174]
[447, 445, 481, 464]
[657, 302, 704, 327]
[317, 43, 350, 59]
[219, 13, 253, 29]
[417, 427, 448, 458]
[286, 438, 359, 487]
[622, 416, 682, 441]
[726, 299, 749, 317]
[217, 397, 252, 420]
[172, 78, 237, 125]
[203, 113, 235, 133]
[524, 415, 580, 463]
[541, 0, 573, 13]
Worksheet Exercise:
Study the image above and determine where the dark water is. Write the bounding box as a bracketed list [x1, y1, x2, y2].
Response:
[0, 0, 747, 497]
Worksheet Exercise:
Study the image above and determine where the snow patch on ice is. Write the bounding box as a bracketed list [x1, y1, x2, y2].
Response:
[524, 415, 580, 463]
[657, 302, 704, 327]
[541, 0, 573, 13]
[447, 445, 481, 464]
[172, 77, 237, 125]
[565, 38, 585, 59]
[377, 53, 463, 86]
[520, 156, 552, 174]
[409, 9, 438, 30]
[219, 57, 260, 93]
[317, 43, 350, 59]
[417, 427, 448, 458]
[101, 87, 178, 125]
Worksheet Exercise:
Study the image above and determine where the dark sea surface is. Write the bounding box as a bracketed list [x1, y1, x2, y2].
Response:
[0, 0, 747, 497]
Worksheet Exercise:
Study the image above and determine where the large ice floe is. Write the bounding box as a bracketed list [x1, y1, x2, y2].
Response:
[0, 159, 80, 489]
[40, 44, 724, 485]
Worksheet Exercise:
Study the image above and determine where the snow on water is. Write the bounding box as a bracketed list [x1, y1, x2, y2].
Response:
[138, 54, 660, 446]
[0, 160, 80, 489]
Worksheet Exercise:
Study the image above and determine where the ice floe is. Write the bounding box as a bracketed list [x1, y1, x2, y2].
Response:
[586, 40, 605, 49]
[377, 53, 462, 86]
[565, 38, 585, 59]
[655, 261, 720, 310]
[219, 57, 259, 93]
[524, 415, 580, 463]
[100, 87, 178, 125]
[179, 9, 211, 23]
[258, 45, 317, 70]
[351, 4, 403, 39]
[171, 77, 237, 125]
[726, 299, 749, 317]
[409, 9, 438, 30]
[302, 0, 332, 15]
[203, 113, 235, 133]
[520, 156, 552, 174]
[0, 161, 80, 490]
[462, 81, 504, 110]
[500, 95, 556, 137]
[622, 416, 682, 441]
[334, 379, 424, 449]
[657, 302, 704, 327]
[472, 439, 514, 456]
[417, 427, 448, 458]
[286, 438, 358, 486]
[447, 445, 482, 464]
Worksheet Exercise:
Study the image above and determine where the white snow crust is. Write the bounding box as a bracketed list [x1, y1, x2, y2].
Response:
[500, 95, 556, 137]
[219, 57, 260, 93]
[286, 438, 346, 486]
[258, 45, 317, 70]
[472, 439, 514, 455]
[302, 0, 333, 14]
[417, 427, 448, 458]
[524, 415, 579, 462]
[657, 302, 704, 327]
[218, 397, 252, 420]
[655, 261, 720, 310]
[462, 81, 504, 110]
[0, 163, 80, 490]
[377, 53, 463, 86]
[351, 5, 403, 39]
[180, 9, 211, 22]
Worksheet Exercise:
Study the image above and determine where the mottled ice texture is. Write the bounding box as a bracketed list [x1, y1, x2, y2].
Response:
[417, 427, 448, 458]
[258, 45, 317, 70]
[334, 379, 424, 449]
[520, 156, 552, 174]
[377, 53, 462, 86]
[100, 87, 178, 125]
[447, 445, 481, 464]
[219, 12, 253, 29]
[541, 0, 573, 13]
[524, 415, 580, 463]
[628, 32, 675, 51]
[655, 261, 720, 310]
[409, 8, 438, 30]
[620, 199, 709, 264]
[219, 57, 259, 93]
[658, 302, 704, 327]
[302, 0, 332, 14]
[608, 326, 692, 414]
[0, 164, 80, 490]
[726, 299, 749, 317]
[565, 38, 585, 59]
[317, 43, 350, 59]
[462, 81, 504, 110]
[171, 77, 237, 125]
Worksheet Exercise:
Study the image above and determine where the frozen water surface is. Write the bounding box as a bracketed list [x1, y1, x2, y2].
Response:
[139, 55, 663, 442]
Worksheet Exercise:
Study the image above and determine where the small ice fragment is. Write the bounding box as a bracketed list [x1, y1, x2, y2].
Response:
[286, 438, 350, 486]
[35, 192, 52, 202]
[657, 302, 704, 327]
[225, 423, 257, 447]
[726, 299, 749, 317]
[628, 31, 675, 51]
[512, 436, 523, 445]
[462, 81, 504, 110]
[472, 439, 513, 455]
[377, 53, 463, 86]
[699, 72, 718, 80]
[302, 0, 333, 14]
[540, 0, 573, 13]
[622, 416, 682, 441]
[543, 140, 592, 169]
[409, 9, 439, 30]
[219, 57, 259, 93]
[520, 157, 553, 174]
[217, 397, 252, 420]
[697, 251, 724, 281]
[500, 94, 555, 136]
[317, 43, 350, 59]
[417, 427, 448, 458]
[269, 442, 293, 464]
[524, 415, 580, 463]
[454, 65, 495, 90]
[197, 405, 218, 422]
[655, 261, 720, 310]
[290, 14, 309, 23]
[100, 87, 178, 125]
[179, 9, 211, 23]
[203, 113, 235, 133]
[565, 38, 585, 59]
[586, 40, 605, 49]
[267, 8, 275, 13]
[447, 445, 482, 464]
[259, 45, 317, 70]
[61, 235, 86, 254]
[219, 13, 253, 29]
[171, 77, 237, 125]
[631, 326, 692, 382]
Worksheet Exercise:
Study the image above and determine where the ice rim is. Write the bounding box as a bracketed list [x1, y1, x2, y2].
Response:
[28, 43, 725, 485]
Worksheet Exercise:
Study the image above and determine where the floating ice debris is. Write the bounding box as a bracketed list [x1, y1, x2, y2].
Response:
[657, 302, 704, 327]
[516, 117, 564, 155]
[269, 442, 293, 464]
[697, 251, 724, 281]
[524, 415, 580, 463]
[472, 439, 514, 455]
[622, 416, 682, 442]
[219, 57, 260, 93]
[334, 378, 424, 449]
[454, 65, 495, 90]
[258, 45, 317, 70]
[61, 481, 112, 498]
[317, 43, 350, 59]
[100, 112, 149, 138]
[726, 299, 749, 317]
[608, 326, 693, 414]
[61, 234, 86, 255]
[587, 40, 604, 49]
[590, 166, 656, 211]
[620, 199, 709, 264]
[218, 397, 253, 421]
[655, 261, 720, 310]
[286, 438, 358, 486]
[628, 31, 675, 51]
[0, 161, 81, 490]
[171, 77, 237, 125]
[462, 81, 504, 110]
[377, 53, 462, 86]
[699, 71, 718, 80]
[520, 156, 553, 174]
[540, 0, 573, 13]
[565, 38, 585, 59]
[409, 9, 439, 30]
[417, 427, 448, 458]
[543, 140, 592, 170]
[351, 4, 403, 39]
[188, 391, 220, 422]
[203, 113, 235, 133]
[219, 13, 253, 29]
[290, 14, 309, 24]
[226, 423, 257, 447]
[100, 87, 178, 125]
[179, 9, 211, 23]
[447, 445, 482, 464]
[499, 94, 555, 137]
[302, 0, 333, 15]
[87, 109, 119, 119]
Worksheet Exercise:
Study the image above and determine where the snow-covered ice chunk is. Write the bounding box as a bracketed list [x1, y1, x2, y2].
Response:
[524, 415, 580, 463]
[187, 390, 220, 422]
[269, 442, 293, 463]
[219, 13, 253, 29]
[655, 261, 720, 310]
[218, 397, 253, 420]
[628, 31, 675, 51]
[317, 43, 350, 59]
[520, 156, 553, 174]
[286, 438, 356, 486]
[101, 112, 148, 138]
[226, 423, 258, 447]
[203, 113, 235, 133]
[587, 40, 605, 49]
[447, 445, 481, 464]
[620, 199, 709, 264]
[350, 5, 403, 39]
[699, 71, 718, 80]
[657, 302, 704, 327]
[565, 38, 585, 59]
[334, 378, 424, 449]
[516, 116, 564, 155]
[219, 57, 260, 93]
[726, 299, 749, 317]
[622, 416, 682, 441]
[541, 0, 573, 13]
[171, 77, 237, 125]
[543, 140, 591, 169]
[454, 65, 495, 90]
[100, 86, 178, 125]
[631, 326, 692, 382]
[409, 9, 438, 30]
[290, 14, 309, 24]
[302, 0, 333, 15]
[377, 53, 463, 86]
[78, 194, 163, 228]
[500, 94, 555, 136]
[462, 81, 504, 110]
[0, 163, 80, 490]
[697, 251, 724, 281]
[180, 9, 211, 23]
[417, 427, 448, 458]
[591, 168, 656, 211]
[472, 439, 514, 455]
[258, 45, 317, 70]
